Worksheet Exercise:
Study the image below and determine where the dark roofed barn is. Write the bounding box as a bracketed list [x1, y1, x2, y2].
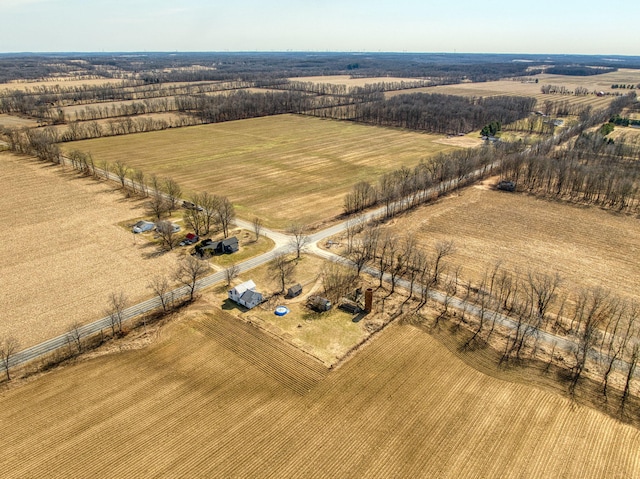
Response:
[219, 236, 239, 254]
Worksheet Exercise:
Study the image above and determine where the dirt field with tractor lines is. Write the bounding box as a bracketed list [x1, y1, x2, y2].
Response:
[1, 309, 639, 478]
[0, 152, 178, 347]
[378, 180, 640, 304]
[66, 114, 458, 229]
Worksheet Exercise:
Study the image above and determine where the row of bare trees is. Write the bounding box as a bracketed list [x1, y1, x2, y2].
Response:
[445, 263, 640, 412]
[344, 141, 519, 216]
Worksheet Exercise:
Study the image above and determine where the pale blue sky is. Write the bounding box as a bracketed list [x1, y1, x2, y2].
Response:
[1, 0, 638, 54]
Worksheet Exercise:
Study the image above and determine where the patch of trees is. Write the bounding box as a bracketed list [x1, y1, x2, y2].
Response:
[545, 66, 616, 76]
[481, 121, 501, 137]
[182, 194, 236, 239]
[500, 134, 640, 213]
[0, 126, 61, 163]
[348, 94, 535, 134]
[609, 114, 640, 127]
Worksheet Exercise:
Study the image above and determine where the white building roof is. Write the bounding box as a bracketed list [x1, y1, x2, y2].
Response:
[232, 280, 256, 296]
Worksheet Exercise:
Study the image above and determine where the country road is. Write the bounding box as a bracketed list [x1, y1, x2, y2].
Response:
[7, 144, 604, 372]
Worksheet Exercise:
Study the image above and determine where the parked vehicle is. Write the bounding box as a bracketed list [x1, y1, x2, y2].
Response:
[182, 201, 203, 211]
[132, 220, 155, 234]
[179, 233, 199, 246]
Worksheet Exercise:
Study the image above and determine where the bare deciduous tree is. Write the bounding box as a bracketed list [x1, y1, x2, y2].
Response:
[66, 321, 84, 354]
[134, 170, 148, 197]
[175, 255, 210, 301]
[198, 192, 219, 236]
[225, 263, 239, 286]
[287, 223, 310, 259]
[269, 253, 296, 294]
[113, 161, 128, 189]
[155, 220, 179, 251]
[215, 196, 235, 238]
[620, 342, 639, 415]
[163, 177, 182, 214]
[252, 217, 263, 242]
[146, 192, 169, 220]
[147, 275, 173, 313]
[570, 287, 610, 395]
[432, 240, 455, 286]
[0, 336, 19, 381]
[106, 291, 128, 337]
[344, 216, 365, 253]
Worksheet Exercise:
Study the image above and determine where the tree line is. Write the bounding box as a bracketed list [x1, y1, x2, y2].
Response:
[343, 141, 522, 216]
[447, 262, 639, 412]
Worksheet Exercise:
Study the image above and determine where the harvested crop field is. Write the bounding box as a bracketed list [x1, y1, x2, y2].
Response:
[1, 309, 639, 478]
[380, 181, 640, 303]
[0, 114, 39, 128]
[386, 79, 616, 110]
[387, 70, 640, 114]
[0, 77, 124, 92]
[66, 114, 458, 229]
[291, 75, 423, 87]
[0, 152, 178, 348]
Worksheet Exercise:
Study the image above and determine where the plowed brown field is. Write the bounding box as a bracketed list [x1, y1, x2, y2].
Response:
[0, 152, 177, 347]
[65, 114, 457, 228]
[1, 309, 638, 478]
[379, 182, 640, 304]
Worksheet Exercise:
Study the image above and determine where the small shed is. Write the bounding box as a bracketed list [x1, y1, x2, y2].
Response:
[308, 295, 332, 312]
[287, 283, 303, 298]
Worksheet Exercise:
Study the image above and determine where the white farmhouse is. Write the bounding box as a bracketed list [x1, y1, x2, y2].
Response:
[228, 280, 263, 309]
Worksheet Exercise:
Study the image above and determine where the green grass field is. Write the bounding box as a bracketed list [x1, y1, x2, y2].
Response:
[65, 114, 458, 229]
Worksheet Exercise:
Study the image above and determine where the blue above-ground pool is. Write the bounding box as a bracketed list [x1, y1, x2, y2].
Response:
[274, 306, 290, 316]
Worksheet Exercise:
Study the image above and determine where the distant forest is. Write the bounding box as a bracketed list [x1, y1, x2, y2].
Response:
[2, 52, 640, 84]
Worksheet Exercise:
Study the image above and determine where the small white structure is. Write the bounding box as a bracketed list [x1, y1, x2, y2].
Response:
[228, 280, 263, 309]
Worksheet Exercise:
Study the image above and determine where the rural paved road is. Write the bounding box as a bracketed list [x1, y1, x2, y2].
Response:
[8, 146, 593, 371]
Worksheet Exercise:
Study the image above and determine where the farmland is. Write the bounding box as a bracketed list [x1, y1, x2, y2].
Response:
[1, 308, 639, 478]
[66, 114, 459, 229]
[292, 75, 424, 87]
[384, 69, 640, 111]
[0, 114, 39, 128]
[0, 152, 178, 348]
[0, 77, 124, 92]
[375, 180, 640, 304]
